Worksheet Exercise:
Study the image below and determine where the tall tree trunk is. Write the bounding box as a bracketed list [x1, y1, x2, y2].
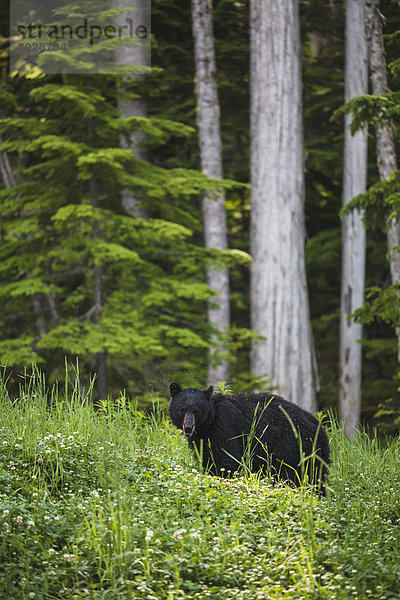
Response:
[89, 152, 108, 400]
[365, 0, 400, 359]
[191, 0, 230, 384]
[92, 217, 108, 401]
[339, 0, 368, 437]
[249, 0, 316, 411]
[115, 0, 148, 219]
[118, 94, 148, 219]
[93, 263, 108, 401]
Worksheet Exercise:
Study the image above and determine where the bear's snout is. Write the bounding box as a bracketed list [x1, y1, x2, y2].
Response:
[183, 411, 195, 437]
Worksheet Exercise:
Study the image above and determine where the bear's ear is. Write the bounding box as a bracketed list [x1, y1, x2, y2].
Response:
[203, 385, 213, 400]
[170, 382, 182, 398]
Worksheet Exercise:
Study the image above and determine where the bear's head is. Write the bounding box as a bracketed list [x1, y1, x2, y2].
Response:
[169, 382, 214, 438]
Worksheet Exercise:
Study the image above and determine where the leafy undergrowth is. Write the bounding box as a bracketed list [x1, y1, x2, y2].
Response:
[0, 371, 399, 599]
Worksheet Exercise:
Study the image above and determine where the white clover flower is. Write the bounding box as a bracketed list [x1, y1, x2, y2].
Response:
[48, 548, 55, 555]
[173, 528, 186, 539]
[2, 509, 9, 517]
[145, 529, 154, 543]
[63, 553, 75, 562]
[28, 521, 35, 529]
[15, 516, 23, 524]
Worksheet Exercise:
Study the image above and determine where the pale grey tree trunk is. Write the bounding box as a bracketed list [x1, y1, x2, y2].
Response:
[249, 0, 316, 411]
[192, 0, 230, 384]
[118, 94, 148, 218]
[115, 0, 148, 218]
[339, 0, 368, 437]
[366, 0, 400, 359]
[92, 207, 108, 402]
[88, 113, 108, 401]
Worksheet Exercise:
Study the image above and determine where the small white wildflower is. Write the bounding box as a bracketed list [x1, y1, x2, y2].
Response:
[173, 528, 186, 539]
[32, 493, 38, 498]
[15, 516, 23, 524]
[48, 548, 55, 555]
[63, 553, 75, 563]
[2, 510, 9, 517]
[28, 521, 35, 529]
[145, 529, 154, 543]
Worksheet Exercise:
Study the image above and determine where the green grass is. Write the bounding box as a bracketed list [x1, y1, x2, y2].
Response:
[0, 369, 399, 599]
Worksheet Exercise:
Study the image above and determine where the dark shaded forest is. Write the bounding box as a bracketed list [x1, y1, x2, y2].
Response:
[1, 0, 400, 433]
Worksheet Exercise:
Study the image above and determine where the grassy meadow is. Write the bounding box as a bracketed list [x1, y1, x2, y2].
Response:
[0, 369, 399, 600]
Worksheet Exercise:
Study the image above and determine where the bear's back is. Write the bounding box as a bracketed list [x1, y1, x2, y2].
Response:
[212, 391, 329, 464]
[213, 391, 318, 428]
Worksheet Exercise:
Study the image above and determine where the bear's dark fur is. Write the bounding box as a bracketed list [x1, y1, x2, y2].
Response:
[168, 383, 330, 494]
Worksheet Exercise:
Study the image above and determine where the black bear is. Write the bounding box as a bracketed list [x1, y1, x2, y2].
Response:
[169, 383, 330, 494]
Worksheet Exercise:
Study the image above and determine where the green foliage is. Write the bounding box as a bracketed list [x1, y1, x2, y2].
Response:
[214, 381, 233, 394]
[352, 286, 400, 328]
[0, 0, 247, 397]
[341, 170, 400, 228]
[333, 93, 400, 134]
[1, 0, 400, 423]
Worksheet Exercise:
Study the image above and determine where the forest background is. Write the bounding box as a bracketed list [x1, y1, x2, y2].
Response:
[0, 0, 400, 433]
